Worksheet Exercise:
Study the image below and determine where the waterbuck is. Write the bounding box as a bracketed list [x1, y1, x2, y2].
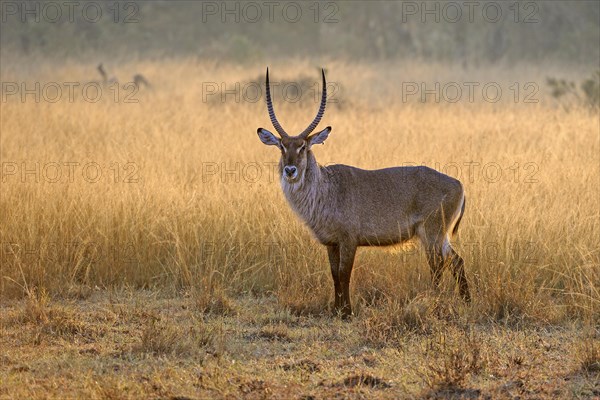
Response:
[97, 63, 118, 85]
[256, 68, 470, 318]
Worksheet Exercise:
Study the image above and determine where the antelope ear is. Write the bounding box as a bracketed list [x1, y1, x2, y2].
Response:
[308, 126, 331, 147]
[257, 128, 280, 146]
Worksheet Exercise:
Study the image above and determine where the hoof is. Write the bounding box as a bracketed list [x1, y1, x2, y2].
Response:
[334, 305, 352, 320]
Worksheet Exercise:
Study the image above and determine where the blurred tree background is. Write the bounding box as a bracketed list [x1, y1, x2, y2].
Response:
[1, 0, 598, 66]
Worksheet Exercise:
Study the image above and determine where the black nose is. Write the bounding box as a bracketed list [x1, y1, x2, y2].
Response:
[284, 166, 297, 177]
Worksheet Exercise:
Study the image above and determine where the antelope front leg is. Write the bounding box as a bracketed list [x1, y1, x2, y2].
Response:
[338, 242, 357, 319]
[326, 244, 341, 311]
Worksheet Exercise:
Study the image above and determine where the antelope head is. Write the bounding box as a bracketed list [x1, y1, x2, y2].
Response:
[257, 68, 331, 184]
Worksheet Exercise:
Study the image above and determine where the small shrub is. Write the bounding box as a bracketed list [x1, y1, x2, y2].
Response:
[16, 288, 88, 340]
[22, 287, 51, 324]
[420, 330, 482, 389]
[577, 330, 600, 373]
[193, 277, 235, 316]
[135, 316, 214, 357]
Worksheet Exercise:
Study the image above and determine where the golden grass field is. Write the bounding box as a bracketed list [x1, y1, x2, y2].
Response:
[1, 59, 599, 399]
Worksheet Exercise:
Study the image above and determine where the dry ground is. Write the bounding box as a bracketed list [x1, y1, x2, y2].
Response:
[1, 289, 599, 399]
[1, 59, 599, 398]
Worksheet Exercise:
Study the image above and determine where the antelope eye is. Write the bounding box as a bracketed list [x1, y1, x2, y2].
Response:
[298, 144, 306, 153]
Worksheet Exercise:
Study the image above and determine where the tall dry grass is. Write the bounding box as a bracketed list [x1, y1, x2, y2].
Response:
[1, 59, 598, 324]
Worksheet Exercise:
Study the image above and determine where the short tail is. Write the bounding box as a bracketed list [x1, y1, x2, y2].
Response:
[452, 196, 466, 236]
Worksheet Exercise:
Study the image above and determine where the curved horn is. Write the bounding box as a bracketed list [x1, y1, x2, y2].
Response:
[265, 68, 288, 138]
[299, 68, 327, 138]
